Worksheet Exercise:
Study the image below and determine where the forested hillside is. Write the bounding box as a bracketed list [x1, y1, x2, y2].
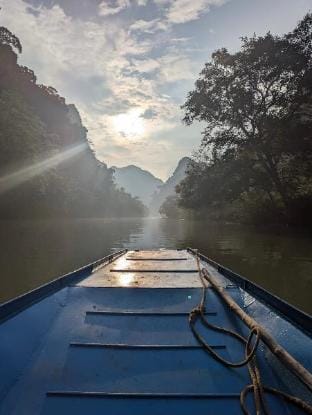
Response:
[177, 14, 312, 227]
[0, 27, 145, 218]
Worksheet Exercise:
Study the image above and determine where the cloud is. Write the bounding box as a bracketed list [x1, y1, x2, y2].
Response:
[129, 0, 228, 35]
[140, 108, 158, 119]
[136, 0, 149, 5]
[130, 57, 160, 73]
[98, 0, 151, 16]
[0, 0, 221, 179]
[166, 0, 228, 24]
[98, 0, 130, 17]
[129, 18, 167, 33]
[157, 53, 197, 82]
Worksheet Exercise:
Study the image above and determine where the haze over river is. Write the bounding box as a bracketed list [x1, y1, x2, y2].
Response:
[0, 218, 311, 314]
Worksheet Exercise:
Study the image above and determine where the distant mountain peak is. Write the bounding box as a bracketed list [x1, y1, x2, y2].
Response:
[149, 157, 191, 214]
[112, 158, 191, 212]
[168, 156, 191, 179]
[177, 156, 192, 165]
[112, 164, 163, 206]
[113, 164, 163, 182]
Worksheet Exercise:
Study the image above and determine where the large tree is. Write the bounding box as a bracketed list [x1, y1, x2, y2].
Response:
[182, 14, 312, 210]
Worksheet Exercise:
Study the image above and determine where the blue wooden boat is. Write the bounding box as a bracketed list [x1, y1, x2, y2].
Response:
[0, 248, 311, 414]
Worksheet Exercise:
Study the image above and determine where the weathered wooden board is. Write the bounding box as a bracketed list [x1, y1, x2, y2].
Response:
[126, 250, 189, 260]
[109, 255, 197, 272]
[78, 250, 201, 288]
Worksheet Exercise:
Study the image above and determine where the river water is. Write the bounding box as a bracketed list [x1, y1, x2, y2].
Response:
[0, 218, 311, 314]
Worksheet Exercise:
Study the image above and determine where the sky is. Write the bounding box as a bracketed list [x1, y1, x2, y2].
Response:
[1, 0, 312, 180]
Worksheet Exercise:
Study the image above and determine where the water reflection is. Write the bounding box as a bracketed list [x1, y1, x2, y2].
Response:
[0, 217, 311, 314]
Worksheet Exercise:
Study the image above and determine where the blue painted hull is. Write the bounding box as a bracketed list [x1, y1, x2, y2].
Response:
[0, 249, 311, 414]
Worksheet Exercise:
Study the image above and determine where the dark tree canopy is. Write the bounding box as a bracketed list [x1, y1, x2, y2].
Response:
[0, 26, 22, 53]
[178, 14, 312, 226]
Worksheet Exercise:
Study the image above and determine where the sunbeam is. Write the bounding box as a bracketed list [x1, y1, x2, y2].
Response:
[0, 143, 88, 194]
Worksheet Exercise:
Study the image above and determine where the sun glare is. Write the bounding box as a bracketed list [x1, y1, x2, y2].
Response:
[112, 109, 145, 139]
[0, 143, 87, 195]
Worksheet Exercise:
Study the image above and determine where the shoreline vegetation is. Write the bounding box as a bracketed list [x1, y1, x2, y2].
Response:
[0, 27, 145, 219]
[160, 14, 312, 229]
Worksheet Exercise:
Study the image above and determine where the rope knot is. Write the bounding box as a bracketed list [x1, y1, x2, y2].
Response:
[189, 307, 201, 322]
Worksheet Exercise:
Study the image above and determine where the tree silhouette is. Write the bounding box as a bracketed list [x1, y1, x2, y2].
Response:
[0, 26, 22, 53]
[180, 14, 312, 226]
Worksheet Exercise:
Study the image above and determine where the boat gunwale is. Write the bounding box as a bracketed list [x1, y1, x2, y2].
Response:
[0, 249, 127, 323]
[187, 247, 312, 338]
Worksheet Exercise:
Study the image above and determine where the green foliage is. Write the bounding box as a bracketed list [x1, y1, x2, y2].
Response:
[159, 195, 185, 219]
[180, 14, 312, 227]
[0, 27, 22, 53]
[0, 28, 145, 218]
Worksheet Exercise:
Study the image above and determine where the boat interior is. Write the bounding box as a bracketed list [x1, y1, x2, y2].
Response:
[0, 249, 311, 414]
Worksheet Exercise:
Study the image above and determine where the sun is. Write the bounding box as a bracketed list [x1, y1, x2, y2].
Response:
[112, 109, 145, 139]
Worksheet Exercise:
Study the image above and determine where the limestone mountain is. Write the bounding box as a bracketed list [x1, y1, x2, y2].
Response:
[149, 157, 191, 214]
[112, 165, 163, 206]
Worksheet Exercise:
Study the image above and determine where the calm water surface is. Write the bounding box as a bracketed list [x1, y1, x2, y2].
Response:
[0, 217, 311, 314]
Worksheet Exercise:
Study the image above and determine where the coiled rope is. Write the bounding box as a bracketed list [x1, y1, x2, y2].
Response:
[189, 252, 312, 414]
